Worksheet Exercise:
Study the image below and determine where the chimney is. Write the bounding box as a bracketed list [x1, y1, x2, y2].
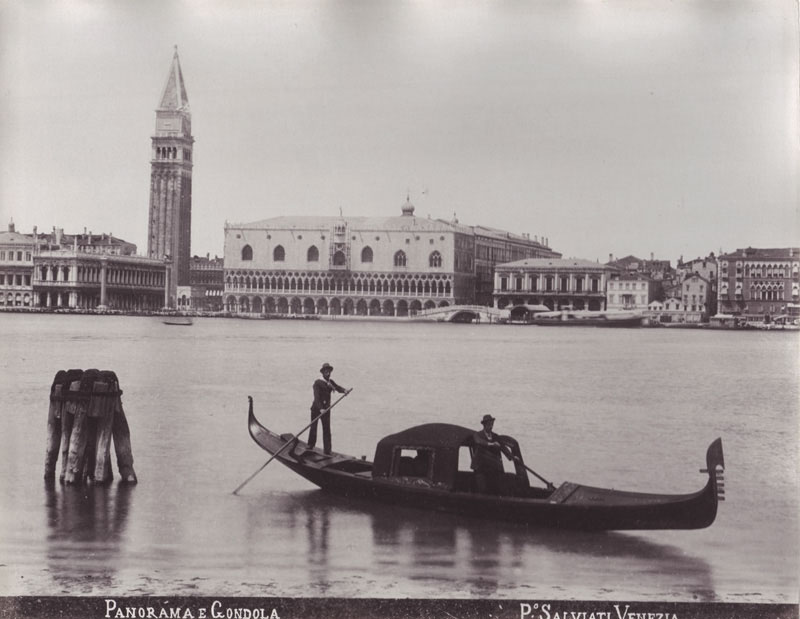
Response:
[651, 252, 654, 261]
[8, 218, 14, 233]
[609, 253, 613, 263]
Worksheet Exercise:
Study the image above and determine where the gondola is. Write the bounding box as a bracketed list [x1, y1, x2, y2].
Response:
[246, 397, 724, 530]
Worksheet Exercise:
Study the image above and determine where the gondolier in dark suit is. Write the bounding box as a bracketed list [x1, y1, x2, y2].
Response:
[471, 414, 512, 495]
[308, 362, 350, 455]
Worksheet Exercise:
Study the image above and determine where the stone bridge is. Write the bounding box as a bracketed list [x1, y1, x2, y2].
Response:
[410, 304, 508, 323]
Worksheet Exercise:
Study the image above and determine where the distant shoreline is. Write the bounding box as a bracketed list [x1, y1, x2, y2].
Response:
[1, 306, 796, 331]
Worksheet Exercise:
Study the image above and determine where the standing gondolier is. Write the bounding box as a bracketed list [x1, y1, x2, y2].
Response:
[471, 414, 512, 495]
[309, 363, 350, 455]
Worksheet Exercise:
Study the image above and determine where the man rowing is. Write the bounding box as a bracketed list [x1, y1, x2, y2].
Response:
[308, 362, 350, 455]
[471, 414, 514, 495]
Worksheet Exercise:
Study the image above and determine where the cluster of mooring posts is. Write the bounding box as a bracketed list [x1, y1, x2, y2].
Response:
[44, 369, 137, 485]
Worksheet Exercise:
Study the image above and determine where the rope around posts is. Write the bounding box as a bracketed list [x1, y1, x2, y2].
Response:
[231, 389, 353, 495]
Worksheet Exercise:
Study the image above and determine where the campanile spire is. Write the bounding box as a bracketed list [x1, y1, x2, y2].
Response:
[147, 48, 194, 307]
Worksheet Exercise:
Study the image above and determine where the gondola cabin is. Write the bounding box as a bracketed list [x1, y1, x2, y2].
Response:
[371, 423, 551, 498]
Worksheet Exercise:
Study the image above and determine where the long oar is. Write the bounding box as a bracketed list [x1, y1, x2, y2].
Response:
[232, 389, 353, 495]
[511, 454, 555, 491]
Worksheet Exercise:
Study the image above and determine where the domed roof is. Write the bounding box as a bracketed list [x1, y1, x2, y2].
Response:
[401, 196, 415, 217]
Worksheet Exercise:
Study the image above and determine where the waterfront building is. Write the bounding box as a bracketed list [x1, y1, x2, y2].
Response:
[147, 47, 194, 307]
[32, 244, 166, 311]
[0, 220, 34, 308]
[472, 227, 559, 306]
[677, 253, 718, 316]
[680, 273, 712, 321]
[717, 247, 800, 321]
[223, 199, 557, 316]
[188, 254, 224, 311]
[648, 275, 711, 323]
[606, 271, 655, 312]
[492, 258, 610, 311]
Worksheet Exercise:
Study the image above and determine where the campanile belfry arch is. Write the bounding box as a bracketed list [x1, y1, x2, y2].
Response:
[147, 47, 194, 307]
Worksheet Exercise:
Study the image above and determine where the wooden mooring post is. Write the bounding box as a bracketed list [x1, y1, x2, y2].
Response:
[44, 369, 137, 485]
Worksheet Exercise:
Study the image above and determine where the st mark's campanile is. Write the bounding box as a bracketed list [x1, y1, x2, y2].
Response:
[148, 47, 193, 307]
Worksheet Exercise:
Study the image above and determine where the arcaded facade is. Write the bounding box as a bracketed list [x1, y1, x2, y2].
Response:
[493, 258, 610, 311]
[33, 249, 166, 311]
[717, 247, 800, 320]
[223, 201, 480, 316]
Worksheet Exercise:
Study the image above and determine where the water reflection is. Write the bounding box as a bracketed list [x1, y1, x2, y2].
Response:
[44, 482, 133, 593]
[252, 489, 717, 600]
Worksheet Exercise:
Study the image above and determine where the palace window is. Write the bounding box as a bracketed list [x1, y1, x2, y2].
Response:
[241, 245, 253, 261]
[307, 245, 319, 262]
[361, 247, 373, 263]
[273, 245, 285, 262]
[394, 250, 407, 267]
[429, 251, 442, 268]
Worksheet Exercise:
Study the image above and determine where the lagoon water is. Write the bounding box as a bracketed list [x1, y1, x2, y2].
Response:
[0, 313, 797, 602]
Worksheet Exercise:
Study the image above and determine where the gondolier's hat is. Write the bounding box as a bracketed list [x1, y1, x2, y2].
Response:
[320, 363, 334, 373]
[481, 414, 495, 425]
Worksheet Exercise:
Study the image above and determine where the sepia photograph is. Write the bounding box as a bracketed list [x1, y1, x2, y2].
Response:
[1, 1, 798, 618]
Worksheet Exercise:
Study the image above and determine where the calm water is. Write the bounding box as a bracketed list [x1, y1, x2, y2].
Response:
[0, 313, 797, 602]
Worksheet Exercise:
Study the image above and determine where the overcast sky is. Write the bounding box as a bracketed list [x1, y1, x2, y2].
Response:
[1, 0, 798, 263]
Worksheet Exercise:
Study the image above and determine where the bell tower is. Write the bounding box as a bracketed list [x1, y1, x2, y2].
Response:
[148, 46, 194, 307]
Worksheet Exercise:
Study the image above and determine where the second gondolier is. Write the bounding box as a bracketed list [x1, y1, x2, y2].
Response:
[308, 362, 350, 455]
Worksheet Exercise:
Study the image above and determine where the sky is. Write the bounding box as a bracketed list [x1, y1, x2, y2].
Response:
[1, 0, 798, 263]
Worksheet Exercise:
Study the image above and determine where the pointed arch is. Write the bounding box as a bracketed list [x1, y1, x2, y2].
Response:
[394, 250, 407, 267]
[273, 245, 285, 262]
[361, 246, 373, 263]
[307, 245, 319, 262]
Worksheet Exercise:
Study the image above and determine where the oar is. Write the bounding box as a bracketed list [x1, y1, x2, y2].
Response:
[511, 455, 556, 491]
[232, 389, 353, 495]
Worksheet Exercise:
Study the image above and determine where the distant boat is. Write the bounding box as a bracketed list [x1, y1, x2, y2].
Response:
[531, 309, 644, 327]
[162, 315, 193, 326]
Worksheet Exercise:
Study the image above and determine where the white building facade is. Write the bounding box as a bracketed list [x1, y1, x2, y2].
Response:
[0, 221, 35, 308]
[223, 203, 476, 316]
[606, 272, 655, 311]
[492, 258, 610, 311]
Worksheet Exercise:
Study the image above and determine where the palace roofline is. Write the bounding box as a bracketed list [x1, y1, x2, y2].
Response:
[497, 257, 605, 269]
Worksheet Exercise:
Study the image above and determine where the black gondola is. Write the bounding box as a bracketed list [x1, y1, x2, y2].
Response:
[246, 397, 724, 530]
